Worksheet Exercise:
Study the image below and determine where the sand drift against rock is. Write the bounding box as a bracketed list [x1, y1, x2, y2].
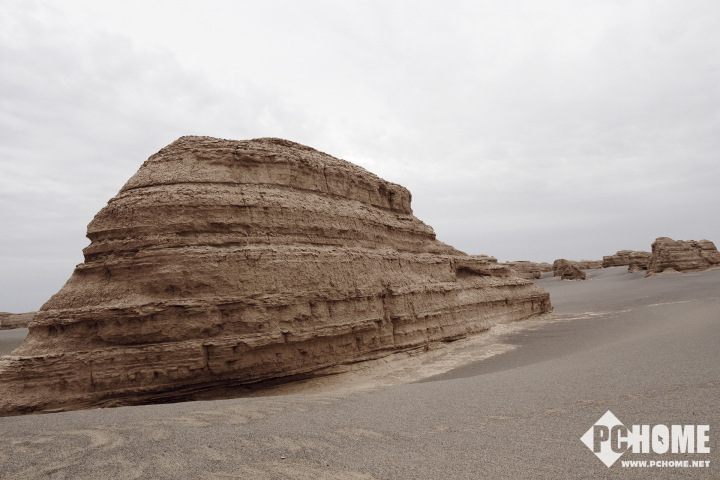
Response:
[0, 136, 552, 416]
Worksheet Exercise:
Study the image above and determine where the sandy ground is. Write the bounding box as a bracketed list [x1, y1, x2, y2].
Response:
[0, 266, 718, 479]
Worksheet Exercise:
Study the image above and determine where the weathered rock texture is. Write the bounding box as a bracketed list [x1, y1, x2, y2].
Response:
[627, 251, 652, 273]
[552, 259, 601, 277]
[0, 312, 35, 330]
[602, 250, 633, 268]
[503, 261, 552, 280]
[560, 264, 586, 281]
[552, 259, 572, 277]
[645, 237, 720, 277]
[0, 136, 552, 416]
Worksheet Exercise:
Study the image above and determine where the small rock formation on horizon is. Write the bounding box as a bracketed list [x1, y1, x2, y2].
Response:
[576, 259, 603, 270]
[645, 237, 720, 277]
[560, 264, 586, 281]
[503, 261, 553, 280]
[0, 312, 35, 330]
[627, 251, 652, 273]
[602, 250, 633, 268]
[602, 250, 651, 269]
[552, 259, 600, 277]
[0, 136, 552, 416]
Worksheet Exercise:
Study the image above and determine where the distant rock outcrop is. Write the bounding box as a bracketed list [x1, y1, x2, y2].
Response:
[576, 260, 602, 270]
[602, 250, 633, 267]
[627, 251, 652, 273]
[645, 237, 720, 277]
[603, 250, 653, 271]
[503, 261, 553, 280]
[0, 312, 34, 330]
[0, 136, 552, 416]
[553, 259, 601, 277]
[560, 264, 586, 281]
[553, 259, 573, 277]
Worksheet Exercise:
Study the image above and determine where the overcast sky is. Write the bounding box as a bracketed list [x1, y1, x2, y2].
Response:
[2, 0, 719, 312]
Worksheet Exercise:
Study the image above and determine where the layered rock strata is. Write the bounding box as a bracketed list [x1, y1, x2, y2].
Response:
[645, 237, 720, 277]
[503, 261, 552, 280]
[627, 251, 652, 273]
[603, 250, 633, 267]
[0, 312, 35, 330]
[0, 136, 552, 416]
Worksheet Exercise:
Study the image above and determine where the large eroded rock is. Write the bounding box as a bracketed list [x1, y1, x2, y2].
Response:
[645, 237, 720, 277]
[0, 136, 552, 415]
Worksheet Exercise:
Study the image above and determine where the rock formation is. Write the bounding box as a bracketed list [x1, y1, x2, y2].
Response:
[0, 136, 552, 416]
[645, 237, 720, 277]
[576, 260, 602, 270]
[552, 259, 601, 277]
[502, 261, 552, 280]
[560, 264, 586, 281]
[552, 259, 572, 277]
[627, 251, 652, 273]
[0, 312, 35, 330]
[602, 250, 633, 268]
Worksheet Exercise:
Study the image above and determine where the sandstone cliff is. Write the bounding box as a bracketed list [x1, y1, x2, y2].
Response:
[645, 237, 720, 277]
[0, 136, 552, 416]
[0, 312, 35, 330]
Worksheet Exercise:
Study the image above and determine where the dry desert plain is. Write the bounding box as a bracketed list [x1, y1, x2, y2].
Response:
[0, 265, 718, 479]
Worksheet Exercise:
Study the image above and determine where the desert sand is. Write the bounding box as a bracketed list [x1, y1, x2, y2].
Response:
[0, 265, 717, 478]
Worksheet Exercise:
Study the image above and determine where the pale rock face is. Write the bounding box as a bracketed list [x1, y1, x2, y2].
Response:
[645, 237, 720, 277]
[0, 136, 552, 416]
